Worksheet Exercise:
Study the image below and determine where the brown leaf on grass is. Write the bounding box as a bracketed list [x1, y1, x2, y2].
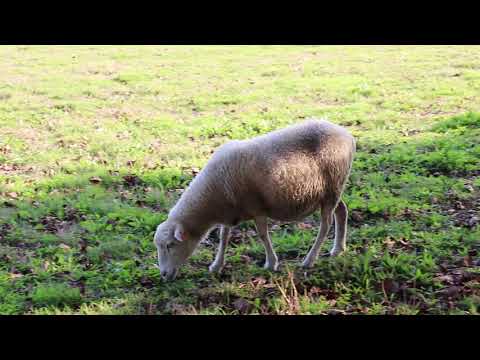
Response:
[140, 276, 155, 288]
[79, 238, 88, 254]
[40, 216, 61, 233]
[434, 274, 455, 284]
[148, 139, 163, 152]
[229, 228, 244, 243]
[351, 211, 364, 223]
[89, 176, 102, 184]
[463, 255, 474, 267]
[123, 174, 141, 187]
[6, 192, 18, 199]
[454, 201, 465, 210]
[252, 277, 267, 287]
[468, 249, 478, 257]
[191, 167, 200, 176]
[327, 299, 337, 307]
[382, 211, 391, 220]
[144, 161, 157, 170]
[402, 208, 415, 220]
[136, 200, 147, 208]
[0, 145, 11, 154]
[0, 164, 15, 172]
[383, 236, 396, 249]
[297, 222, 313, 230]
[309, 286, 323, 295]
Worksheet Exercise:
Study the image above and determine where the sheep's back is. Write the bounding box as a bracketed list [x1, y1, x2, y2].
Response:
[242, 119, 355, 221]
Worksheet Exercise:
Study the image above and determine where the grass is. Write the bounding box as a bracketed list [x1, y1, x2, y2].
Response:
[0, 45, 479, 315]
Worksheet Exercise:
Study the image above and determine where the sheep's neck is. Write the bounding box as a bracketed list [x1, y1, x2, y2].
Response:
[170, 177, 225, 238]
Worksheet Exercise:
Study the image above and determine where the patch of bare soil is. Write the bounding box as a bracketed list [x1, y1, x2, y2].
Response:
[439, 189, 480, 229]
[0, 223, 13, 241]
[434, 253, 480, 310]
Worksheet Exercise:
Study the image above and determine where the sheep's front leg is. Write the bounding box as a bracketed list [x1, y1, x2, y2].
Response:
[254, 216, 279, 271]
[209, 226, 231, 273]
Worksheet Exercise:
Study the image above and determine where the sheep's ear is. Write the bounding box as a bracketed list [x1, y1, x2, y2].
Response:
[174, 224, 189, 242]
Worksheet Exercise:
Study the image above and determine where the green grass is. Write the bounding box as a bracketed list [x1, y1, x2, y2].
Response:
[1, 45, 479, 315]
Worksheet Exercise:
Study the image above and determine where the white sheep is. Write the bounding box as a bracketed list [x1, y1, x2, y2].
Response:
[154, 118, 356, 280]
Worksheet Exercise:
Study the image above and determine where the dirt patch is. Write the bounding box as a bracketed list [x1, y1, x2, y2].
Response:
[434, 259, 480, 310]
[437, 190, 480, 229]
[38, 206, 84, 235]
[0, 163, 35, 176]
[122, 174, 143, 187]
[0, 223, 13, 241]
[39, 215, 69, 234]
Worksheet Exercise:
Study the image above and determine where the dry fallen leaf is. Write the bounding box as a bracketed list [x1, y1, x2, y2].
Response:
[123, 175, 141, 186]
[297, 222, 313, 229]
[434, 274, 454, 284]
[309, 286, 323, 295]
[463, 255, 473, 267]
[191, 167, 200, 176]
[383, 236, 396, 249]
[7, 192, 18, 199]
[252, 277, 267, 287]
[351, 211, 364, 222]
[89, 176, 102, 184]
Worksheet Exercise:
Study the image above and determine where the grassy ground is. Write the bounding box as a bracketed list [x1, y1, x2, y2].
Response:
[1, 45, 479, 315]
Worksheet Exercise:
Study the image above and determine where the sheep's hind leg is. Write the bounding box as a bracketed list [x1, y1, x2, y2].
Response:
[330, 199, 348, 256]
[209, 225, 231, 273]
[301, 205, 334, 268]
[254, 216, 279, 271]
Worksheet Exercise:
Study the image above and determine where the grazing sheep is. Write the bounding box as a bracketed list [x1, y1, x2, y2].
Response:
[154, 118, 356, 280]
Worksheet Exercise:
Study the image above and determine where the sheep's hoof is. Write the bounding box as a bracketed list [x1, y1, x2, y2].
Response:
[301, 259, 315, 269]
[329, 248, 346, 257]
[209, 263, 224, 274]
[264, 261, 279, 271]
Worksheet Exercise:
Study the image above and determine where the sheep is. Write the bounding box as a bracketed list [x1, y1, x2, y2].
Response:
[154, 118, 356, 281]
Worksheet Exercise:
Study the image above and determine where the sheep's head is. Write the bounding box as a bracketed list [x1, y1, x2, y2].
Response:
[153, 220, 197, 281]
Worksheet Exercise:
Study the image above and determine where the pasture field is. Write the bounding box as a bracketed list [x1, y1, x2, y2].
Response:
[0, 46, 479, 315]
